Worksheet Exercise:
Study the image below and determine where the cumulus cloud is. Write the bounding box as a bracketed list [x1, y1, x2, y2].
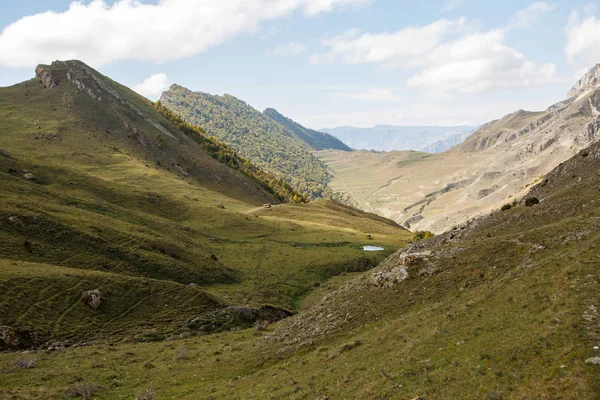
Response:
[270, 42, 308, 56]
[565, 11, 600, 69]
[133, 73, 171, 100]
[406, 30, 560, 92]
[310, 2, 559, 93]
[328, 88, 399, 102]
[0, 0, 369, 68]
[309, 19, 468, 66]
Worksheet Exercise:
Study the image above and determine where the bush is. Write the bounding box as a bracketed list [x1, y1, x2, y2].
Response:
[525, 197, 539, 207]
[410, 231, 434, 242]
[501, 203, 512, 211]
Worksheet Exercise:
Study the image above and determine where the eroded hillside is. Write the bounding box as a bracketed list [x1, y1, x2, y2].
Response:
[318, 64, 600, 233]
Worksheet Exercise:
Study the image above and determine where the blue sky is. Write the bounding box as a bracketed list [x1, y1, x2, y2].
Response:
[0, 0, 599, 128]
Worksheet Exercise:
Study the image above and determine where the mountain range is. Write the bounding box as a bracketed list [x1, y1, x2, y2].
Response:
[319, 125, 475, 152]
[1, 60, 599, 398]
[159, 85, 349, 199]
[318, 64, 600, 233]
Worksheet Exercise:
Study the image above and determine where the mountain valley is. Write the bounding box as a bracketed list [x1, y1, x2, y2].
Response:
[0, 60, 599, 399]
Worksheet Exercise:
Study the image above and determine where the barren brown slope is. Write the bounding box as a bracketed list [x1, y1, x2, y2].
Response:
[318, 65, 600, 233]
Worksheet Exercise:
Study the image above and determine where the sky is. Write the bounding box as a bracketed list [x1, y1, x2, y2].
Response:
[0, 0, 599, 129]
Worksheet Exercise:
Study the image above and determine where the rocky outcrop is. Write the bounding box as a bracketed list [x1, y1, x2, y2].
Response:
[186, 305, 293, 333]
[568, 64, 600, 99]
[80, 289, 102, 311]
[35, 64, 61, 88]
[370, 266, 408, 288]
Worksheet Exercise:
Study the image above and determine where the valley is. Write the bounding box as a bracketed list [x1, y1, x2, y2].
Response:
[317, 67, 600, 233]
[0, 60, 599, 400]
[1, 63, 599, 397]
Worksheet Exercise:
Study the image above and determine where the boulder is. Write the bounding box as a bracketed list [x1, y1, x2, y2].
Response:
[80, 289, 102, 311]
[0, 326, 20, 350]
[371, 267, 409, 288]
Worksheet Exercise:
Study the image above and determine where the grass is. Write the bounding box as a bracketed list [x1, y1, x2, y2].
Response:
[2, 61, 598, 398]
[0, 62, 409, 345]
[3, 138, 599, 399]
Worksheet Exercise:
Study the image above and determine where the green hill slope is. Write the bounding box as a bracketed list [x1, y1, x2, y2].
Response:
[3, 127, 598, 398]
[263, 108, 352, 151]
[159, 85, 332, 198]
[0, 60, 408, 348]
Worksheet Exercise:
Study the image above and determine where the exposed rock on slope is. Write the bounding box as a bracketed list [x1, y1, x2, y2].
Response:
[318, 63, 600, 233]
[568, 64, 600, 99]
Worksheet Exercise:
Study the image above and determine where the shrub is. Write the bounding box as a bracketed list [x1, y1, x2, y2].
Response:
[501, 203, 512, 211]
[65, 382, 97, 399]
[525, 197, 539, 207]
[410, 231, 434, 242]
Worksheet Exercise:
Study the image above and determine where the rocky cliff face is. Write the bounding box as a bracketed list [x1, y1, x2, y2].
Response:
[568, 64, 600, 99]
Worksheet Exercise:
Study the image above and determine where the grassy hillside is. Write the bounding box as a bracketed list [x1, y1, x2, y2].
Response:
[0, 61, 409, 348]
[159, 85, 332, 198]
[3, 135, 598, 398]
[263, 108, 352, 151]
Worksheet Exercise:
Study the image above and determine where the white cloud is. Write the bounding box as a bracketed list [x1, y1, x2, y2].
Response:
[309, 19, 468, 65]
[565, 11, 600, 69]
[133, 73, 171, 100]
[442, 0, 465, 12]
[406, 30, 560, 92]
[507, 2, 556, 29]
[328, 88, 399, 102]
[270, 42, 308, 56]
[0, 0, 370, 68]
[310, 3, 560, 93]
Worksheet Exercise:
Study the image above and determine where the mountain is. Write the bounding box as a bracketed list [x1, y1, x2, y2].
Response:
[317, 63, 600, 233]
[0, 60, 409, 348]
[263, 108, 352, 151]
[568, 63, 600, 99]
[159, 85, 332, 198]
[319, 125, 475, 151]
[4, 112, 599, 398]
[421, 130, 474, 153]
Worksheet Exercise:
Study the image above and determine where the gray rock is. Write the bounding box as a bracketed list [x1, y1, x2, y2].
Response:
[80, 289, 102, 311]
[568, 64, 600, 98]
[371, 266, 409, 288]
[585, 357, 600, 365]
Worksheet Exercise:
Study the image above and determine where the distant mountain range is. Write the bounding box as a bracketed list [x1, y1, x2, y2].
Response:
[319, 125, 475, 152]
[318, 63, 600, 233]
[421, 131, 475, 153]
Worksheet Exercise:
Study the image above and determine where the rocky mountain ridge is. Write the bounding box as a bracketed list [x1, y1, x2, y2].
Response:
[568, 63, 600, 99]
[319, 63, 600, 233]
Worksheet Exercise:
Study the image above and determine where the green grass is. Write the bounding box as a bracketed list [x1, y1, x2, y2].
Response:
[2, 61, 598, 399]
[0, 62, 409, 345]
